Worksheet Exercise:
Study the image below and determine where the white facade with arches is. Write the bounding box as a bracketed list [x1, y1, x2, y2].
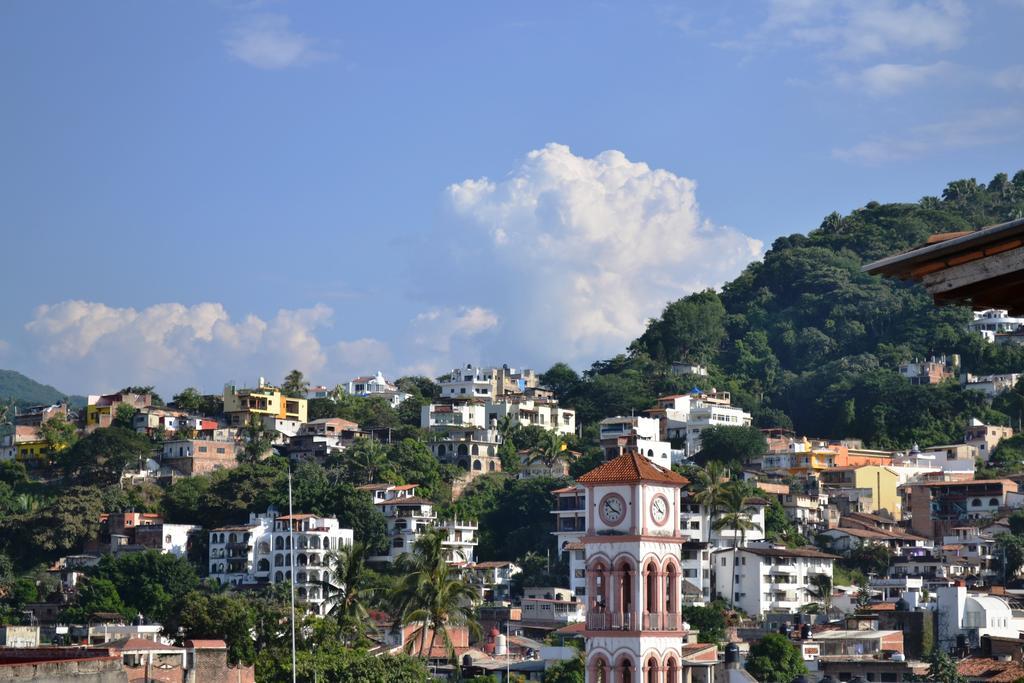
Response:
[208, 508, 353, 615]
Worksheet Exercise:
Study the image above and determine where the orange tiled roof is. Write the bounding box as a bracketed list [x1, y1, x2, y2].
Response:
[577, 451, 687, 486]
[958, 657, 1024, 682]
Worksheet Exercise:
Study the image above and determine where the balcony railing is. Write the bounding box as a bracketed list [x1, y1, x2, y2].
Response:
[585, 612, 682, 631]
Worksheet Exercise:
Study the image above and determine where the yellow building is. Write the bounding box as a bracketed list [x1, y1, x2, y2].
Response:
[223, 377, 308, 427]
[1, 426, 49, 463]
[819, 465, 902, 520]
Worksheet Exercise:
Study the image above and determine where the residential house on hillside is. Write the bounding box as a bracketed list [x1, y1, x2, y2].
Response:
[904, 479, 1022, 539]
[160, 439, 239, 477]
[964, 419, 1014, 461]
[968, 309, 1024, 342]
[644, 389, 751, 459]
[222, 377, 307, 427]
[360, 484, 478, 565]
[898, 355, 959, 385]
[12, 401, 70, 427]
[341, 371, 411, 407]
[551, 485, 587, 599]
[439, 364, 539, 400]
[85, 391, 152, 430]
[598, 415, 673, 468]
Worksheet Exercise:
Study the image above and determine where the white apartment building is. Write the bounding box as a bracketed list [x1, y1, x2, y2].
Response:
[521, 587, 585, 626]
[781, 492, 830, 538]
[362, 484, 478, 564]
[429, 427, 503, 476]
[421, 397, 575, 435]
[439, 364, 538, 400]
[599, 415, 672, 469]
[465, 561, 521, 603]
[968, 309, 1024, 342]
[645, 391, 752, 459]
[208, 508, 353, 615]
[342, 371, 411, 407]
[551, 485, 587, 598]
[680, 541, 712, 606]
[712, 546, 837, 617]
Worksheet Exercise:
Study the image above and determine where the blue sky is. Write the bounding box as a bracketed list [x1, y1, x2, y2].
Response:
[2, 0, 1023, 396]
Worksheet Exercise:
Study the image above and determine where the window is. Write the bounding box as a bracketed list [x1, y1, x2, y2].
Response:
[198, 446, 207, 453]
[217, 448, 225, 454]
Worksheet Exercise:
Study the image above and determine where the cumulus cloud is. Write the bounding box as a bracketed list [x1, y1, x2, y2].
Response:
[443, 143, 762, 366]
[836, 61, 953, 96]
[24, 301, 332, 392]
[757, 0, 967, 60]
[335, 338, 393, 372]
[225, 14, 331, 69]
[832, 107, 1024, 163]
[411, 307, 499, 354]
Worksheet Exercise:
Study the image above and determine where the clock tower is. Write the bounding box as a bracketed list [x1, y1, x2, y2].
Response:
[578, 450, 710, 683]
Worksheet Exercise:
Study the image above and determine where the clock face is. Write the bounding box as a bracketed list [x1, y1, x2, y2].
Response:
[650, 494, 669, 526]
[599, 493, 626, 526]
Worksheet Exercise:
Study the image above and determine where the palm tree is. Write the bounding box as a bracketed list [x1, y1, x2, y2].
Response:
[712, 484, 762, 609]
[281, 369, 309, 399]
[392, 529, 480, 664]
[322, 542, 379, 644]
[803, 573, 833, 617]
[525, 430, 570, 471]
[238, 414, 273, 464]
[347, 438, 389, 484]
[691, 460, 730, 534]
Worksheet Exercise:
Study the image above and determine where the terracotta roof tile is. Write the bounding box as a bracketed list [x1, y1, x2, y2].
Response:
[958, 657, 1024, 682]
[577, 451, 687, 486]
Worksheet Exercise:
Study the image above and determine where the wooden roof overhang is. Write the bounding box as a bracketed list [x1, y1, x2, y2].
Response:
[863, 217, 1024, 315]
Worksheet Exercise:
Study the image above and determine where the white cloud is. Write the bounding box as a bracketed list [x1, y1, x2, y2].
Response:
[411, 307, 499, 354]
[443, 143, 762, 366]
[24, 301, 333, 393]
[335, 338, 393, 372]
[993, 65, 1024, 90]
[759, 0, 968, 60]
[836, 61, 953, 96]
[832, 107, 1024, 163]
[225, 14, 331, 70]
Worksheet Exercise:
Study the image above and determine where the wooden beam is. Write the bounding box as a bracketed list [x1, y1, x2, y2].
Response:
[920, 245, 1024, 294]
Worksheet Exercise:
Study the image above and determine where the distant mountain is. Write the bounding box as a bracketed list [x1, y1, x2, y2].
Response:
[0, 369, 85, 408]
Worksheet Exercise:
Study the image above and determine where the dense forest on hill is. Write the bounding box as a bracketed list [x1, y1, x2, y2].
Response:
[544, 172, 1024, 449]
[0, 369, 84, 408]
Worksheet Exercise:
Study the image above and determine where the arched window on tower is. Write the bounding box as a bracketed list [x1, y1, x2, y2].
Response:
[617, 655, 634, 683]
[666, 656, 680, 683]
[591, 656, 609, 683]
[645, 560, 660, 625]
[646, 656, 659, 683]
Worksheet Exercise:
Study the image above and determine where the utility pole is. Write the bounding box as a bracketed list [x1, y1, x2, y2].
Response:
[289, 468, 297, 683]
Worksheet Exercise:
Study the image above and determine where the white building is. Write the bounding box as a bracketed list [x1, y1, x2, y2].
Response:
[439, 364, 538, 400]
[362, 484, 478, 564]
[521, 587, 585, 626]
[551, 485, 587, 599]
[421, 396, 575, 435]
[962, 373, 1022, 398]
[342, 371, 411, 407]
[711, 546, 837, 618]
[645, 391, 752, 460]
[599, 416, 672, 469]
[968, 309, 1024, 342]
[936, 585, 1024, 651]
[208, 507, 353, 615]
[466, 561, 521, 603]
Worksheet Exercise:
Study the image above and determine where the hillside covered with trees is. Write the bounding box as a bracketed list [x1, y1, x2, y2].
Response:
[544, 171, 1024, 449]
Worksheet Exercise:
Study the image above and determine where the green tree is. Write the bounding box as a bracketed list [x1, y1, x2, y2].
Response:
[281, 370, 309, 399]
[62, 427, 153, 485]
[712, 484, 762, 608]
[695, 425, 767, 469]
[64, 577, 134, 622]
[90, 550, 199, 622]
[690, 460, 730, 527]
[681, 603, 727, 644]
[525, 429, 570, 470]
[745, 633, 808, 683]
[632, 290, 728, 363]
[322, 542, 379, 644]
[164, 590, 257, 664]
[39, 415, 78, 456]
[238, 414, 273, 464]
[924, 649, 966, 683]
[393, 529, 480, 663]
[113, 402, 139, 429]
[344, 438, 394, 484]
[803, 573, 833, 616]
[330, 483, 389, 555]
[172, 387, 203, 413]
[543, 653, 584, 683]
